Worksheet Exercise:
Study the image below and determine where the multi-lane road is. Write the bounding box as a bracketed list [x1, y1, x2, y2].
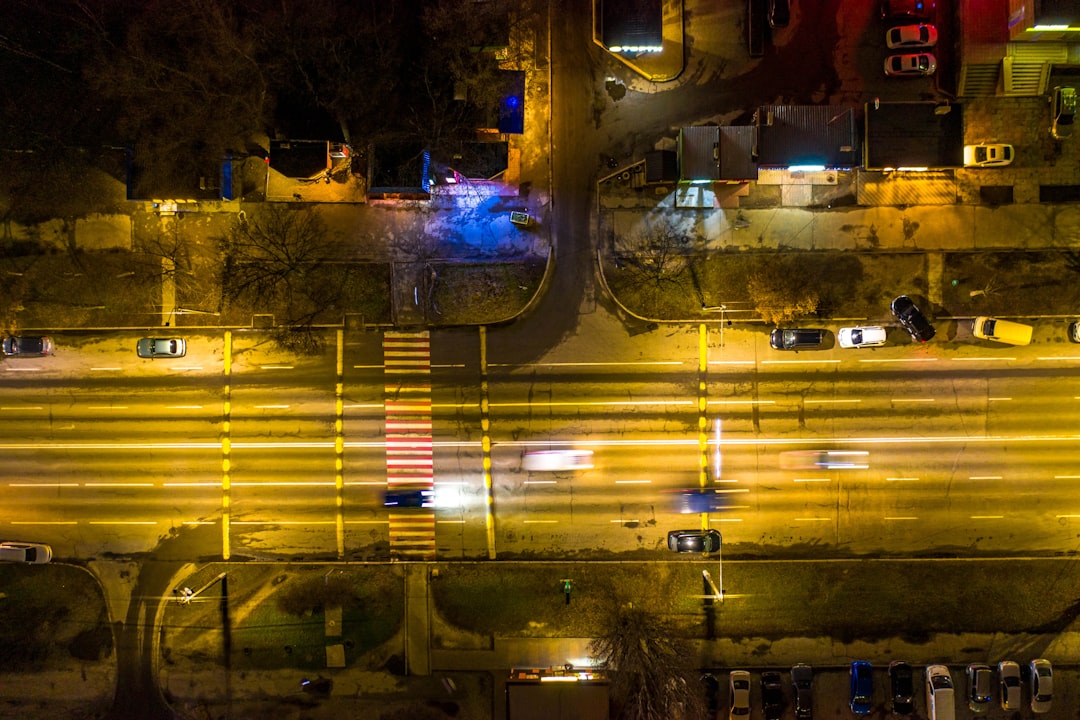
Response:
[4, 325, 1080, 562]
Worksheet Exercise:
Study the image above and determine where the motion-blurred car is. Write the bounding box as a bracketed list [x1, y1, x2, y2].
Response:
[768, 0, 789, 28]
[383, 488, 434, 508]
[0, 541, 52, 564]
[838, 326, 887, 348]
[997, 660, 1020, 709]
[963, 143, 1013, 167]
[889, 660, 914, 713]
[891, 295, 936, 342]
[770, 328, 825, 350]
[2, 336, 53, 357]
[1051, 86, 1076, 140]
[880, 0, 935, 20]
[729, 670, 751, 718]
[670, 488, 728, 514]
[791, 663, 813, 719]
[849, 660, 873, 715]
[667, 529, 721, 553]
[136, 337, 186, 358]
[780, 450, 869, 470]
[885, 53, 936, 76]
[1030, 658, 1052, 713]
[522, 449, 594, 472]
[886, 23, 937, 48]
[761, 671, 784, 720]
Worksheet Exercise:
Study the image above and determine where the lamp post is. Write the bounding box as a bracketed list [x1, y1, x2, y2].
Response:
[701, 304, 729, 346]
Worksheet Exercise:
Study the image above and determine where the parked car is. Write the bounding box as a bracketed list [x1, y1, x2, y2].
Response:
[963, 143, 1013, 167]
[966, 663, 992, 712]
[0, 541, 52, 564]
[926, 665, 955, 720]
[849, 660, 873, 715]
[997, 660, 1021, 709]
[2, 336, 53, 357]
[761, 670, 784, 720]
[780, 450, 869, 470]
[729, 670, 751, 718]
[770, 328, 825, 350]
[1051, 86, 1076, 140]
[891, 295, 936, 342]
[701, 673, 720, 716]
[383, 487, 434, 508]
[881, 0, 935, 20]
[886, 23, 937, 48]
[889, 660, 914, 713]
[885, 53, 936, 76]
[768, 0, 790, 28]
[1030, 658, 1052, 713]
[790, 663, 813, 719]
[838, 326, 887, 348]
[667, 528, 721, 553]
[971, 316, 1032, 345]
[1069, 321, 1080, 343]
[136, 337, 186, 358]
[522, 450, 594, 472]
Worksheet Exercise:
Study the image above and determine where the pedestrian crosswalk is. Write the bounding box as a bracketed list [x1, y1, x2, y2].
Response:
[383, 331, 436, 559]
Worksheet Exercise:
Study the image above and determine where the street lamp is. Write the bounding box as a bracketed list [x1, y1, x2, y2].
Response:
[701, 304, 731, 346]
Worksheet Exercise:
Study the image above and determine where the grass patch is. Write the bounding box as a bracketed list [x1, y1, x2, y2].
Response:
[431, 260, 545, 325]
[163, 564, 404, 672]
[942, 250, 1080, 317]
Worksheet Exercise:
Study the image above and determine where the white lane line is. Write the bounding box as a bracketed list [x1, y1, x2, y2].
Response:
[608, 519, 637, 524]
[164, 482, 221, 487]
[892, 398, 935, 403]
[886, 477, 920, 482]
[761, 360, 841, 365]
[884, 516, 919, 520]
[3, 368, 43, 372]
[523, 480, 557, 485]
[710, 517, 744, 523]
[1041, 357, 1080, 361]
[793, 477, 831, 483]
[859, 358, 938, 363]
[490, 361, 685, 368]
[969, 476, 1002, 480]
[523, 519, 559, 524]
[805, 399, 861, 404]
[951, 357, 1015, 362]
[0, 406, 44, 410]
[1056, 514, 1080, 518]
[970, 515, 1004, 519]
[88, 520, 158, 525]
[489, 400, 694, 408]
[84, 483, 154, 488]
[707, 400, 776, 405]
[988, 397, 1012, 401]
[9, 483, 79, 488]
[8, 520, 77, 525]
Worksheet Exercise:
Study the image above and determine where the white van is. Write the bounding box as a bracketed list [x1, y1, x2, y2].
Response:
[972, 317, 1032, 346]
[926, 665, 956, 720]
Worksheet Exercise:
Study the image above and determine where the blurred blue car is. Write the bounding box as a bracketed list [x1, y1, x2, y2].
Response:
[850, 660, 873, 714]
[383, 488, 434, 508]
[671, 489, 727, 514]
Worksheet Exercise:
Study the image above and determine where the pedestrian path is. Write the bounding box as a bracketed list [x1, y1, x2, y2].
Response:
[383, 331, 436, 560]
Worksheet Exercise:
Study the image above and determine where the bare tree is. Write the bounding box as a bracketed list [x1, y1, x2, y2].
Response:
[746, 255, 820, 325]
[590, 603, 704, 720]
[220, 204, 339, 325]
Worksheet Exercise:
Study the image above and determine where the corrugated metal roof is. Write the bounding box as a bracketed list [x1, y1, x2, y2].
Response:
[719, 126, 757, 181]
[600, 0, 662, 48]
[755, 106, 859, 168]
[679, 126, 719, 181]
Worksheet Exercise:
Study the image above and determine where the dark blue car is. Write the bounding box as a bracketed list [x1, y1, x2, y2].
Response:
[850, 660, 873, 714]
[383, 488, 434, 508]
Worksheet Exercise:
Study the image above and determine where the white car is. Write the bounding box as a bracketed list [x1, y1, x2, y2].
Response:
[0, 541, 52, 564]
[838, 326, 887, 348]
[728, 670, 751, 718]
[997, 660, 1021, 710]
[886, 24, 938, 49]
[963, 144, 1013, 167]
[885, 53, 936, 76]
[522, 450, 594, 472]
[1030, 658, 1052, 713]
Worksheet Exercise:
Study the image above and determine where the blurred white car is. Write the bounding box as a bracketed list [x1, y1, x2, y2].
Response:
[522, 450, 594, 472]
[0, 541, 52, 564]
[886, 24, 937, 49]
[885, 53, 936, 76]
[963, 143, 1013, 167]
[780, 450, 869, 470]
[838, 326, 887, 348]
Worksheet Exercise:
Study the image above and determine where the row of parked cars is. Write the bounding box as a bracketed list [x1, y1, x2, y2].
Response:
[714, 659, 1052, 719]
[0, 335, 187, 358]
[881, 0, 937, 77]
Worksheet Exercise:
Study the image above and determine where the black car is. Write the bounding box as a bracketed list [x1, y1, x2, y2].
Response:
[770, 328, 825, 350]
[791, 663, 813, 719]
[2, 335, 53, 357]
[383, 487, 434, 508]
[768, 0, 790, 28]
[666, 529, 721, 553]
[890, 295, 936, 342]
[761, 671, 784, 720]
[889, 660, 914, 714]
[700, 673, 720, 717]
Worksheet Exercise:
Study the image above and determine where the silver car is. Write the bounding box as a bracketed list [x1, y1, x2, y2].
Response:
[838, 326, 887, 348]
[1030, 658, 1052, 713]
[0, 541, 52, 564]
[136, 338, 186, 358]
[997, 660, 1021, 710]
